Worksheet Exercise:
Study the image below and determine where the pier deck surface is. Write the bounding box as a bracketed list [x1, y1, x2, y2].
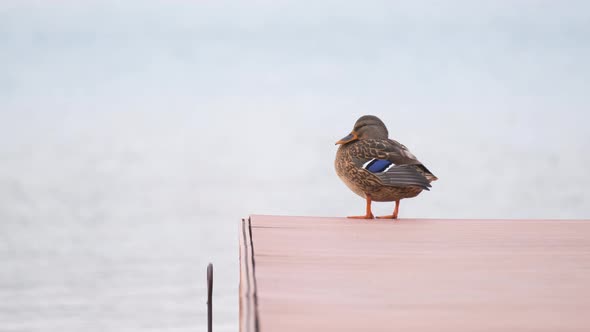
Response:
[239, 215, 590, 332]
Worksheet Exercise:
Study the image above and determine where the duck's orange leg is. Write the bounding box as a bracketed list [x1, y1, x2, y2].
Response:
[377, 199, 400, 220]
[348, 195, 374, 219]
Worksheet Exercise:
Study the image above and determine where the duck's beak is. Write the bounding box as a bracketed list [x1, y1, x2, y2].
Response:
[335, 132, 358, 145]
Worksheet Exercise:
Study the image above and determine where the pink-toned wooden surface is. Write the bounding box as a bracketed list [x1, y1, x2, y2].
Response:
[248, 215, 590, 332]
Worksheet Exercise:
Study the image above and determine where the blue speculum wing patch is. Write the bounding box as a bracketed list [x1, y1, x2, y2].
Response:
[364, 159, 393, 173]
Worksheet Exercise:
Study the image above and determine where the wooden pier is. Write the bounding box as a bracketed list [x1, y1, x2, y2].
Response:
[239, 215, 590, 332]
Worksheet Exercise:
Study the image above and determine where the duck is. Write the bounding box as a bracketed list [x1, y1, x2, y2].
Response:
[335, 115, 437, 219]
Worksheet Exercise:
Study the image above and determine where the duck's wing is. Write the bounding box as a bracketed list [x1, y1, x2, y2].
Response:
[382, 139, 438, 182]
[370, 162, 432, 190]
[348, 140, 433, 190]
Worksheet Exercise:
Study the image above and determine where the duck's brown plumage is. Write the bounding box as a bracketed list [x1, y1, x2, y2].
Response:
[335, 115, 437, 219]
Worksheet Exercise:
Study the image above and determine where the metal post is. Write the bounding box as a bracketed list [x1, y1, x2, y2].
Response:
[207, 263, 213, 332]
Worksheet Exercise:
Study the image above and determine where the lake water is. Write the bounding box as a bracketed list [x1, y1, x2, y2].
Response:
[1, 2, 589, 331]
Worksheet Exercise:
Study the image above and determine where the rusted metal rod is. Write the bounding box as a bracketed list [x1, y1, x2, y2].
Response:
[207, 263, 213, 332]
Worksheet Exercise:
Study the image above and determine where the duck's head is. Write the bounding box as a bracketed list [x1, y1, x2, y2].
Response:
[336, 115, 389, 145]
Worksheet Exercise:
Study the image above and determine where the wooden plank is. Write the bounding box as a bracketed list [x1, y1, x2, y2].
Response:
[239, 218, 258, 332]
[241, 215, 590, 332]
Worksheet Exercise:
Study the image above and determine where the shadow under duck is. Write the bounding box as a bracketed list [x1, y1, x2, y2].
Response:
[335, 115, 437, 219]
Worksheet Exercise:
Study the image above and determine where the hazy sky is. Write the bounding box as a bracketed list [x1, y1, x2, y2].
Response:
[2, 0, 590, 219]
[2, 1, 589, 103]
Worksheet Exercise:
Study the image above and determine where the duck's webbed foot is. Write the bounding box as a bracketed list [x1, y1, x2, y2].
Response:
[347, 195, 374, 220]
[348, 213, 374, 219]
[376, 199, 400, 220]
